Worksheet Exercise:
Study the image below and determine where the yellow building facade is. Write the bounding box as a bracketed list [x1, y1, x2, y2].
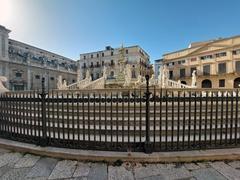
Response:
[163, 35, 240, 88]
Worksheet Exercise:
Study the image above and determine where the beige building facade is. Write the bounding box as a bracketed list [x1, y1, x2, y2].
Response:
[163, 35, 240, 88]
[0, 25, 78, 91]
[79, 45, 150, 83]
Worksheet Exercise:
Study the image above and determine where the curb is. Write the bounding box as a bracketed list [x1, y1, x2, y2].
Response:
[0, 138, 240, 163]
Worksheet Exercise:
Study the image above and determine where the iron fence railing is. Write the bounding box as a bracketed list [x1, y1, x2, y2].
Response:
[0, 77, 240, 153]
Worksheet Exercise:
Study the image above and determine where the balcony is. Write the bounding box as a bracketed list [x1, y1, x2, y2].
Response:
[233, 53, 240, 59]
[215, 55, 231, 62]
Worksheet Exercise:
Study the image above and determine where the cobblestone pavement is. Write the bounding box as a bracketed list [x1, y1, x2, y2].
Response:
[0, 148, 240, 179]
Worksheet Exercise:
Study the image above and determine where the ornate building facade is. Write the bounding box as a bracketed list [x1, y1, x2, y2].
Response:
[78, 45, 150, 83]
[0, 25, 78, 91]
[162, 35, 240, 88]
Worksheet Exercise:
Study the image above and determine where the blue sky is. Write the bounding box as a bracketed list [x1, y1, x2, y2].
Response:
[0, 0, 240, 62]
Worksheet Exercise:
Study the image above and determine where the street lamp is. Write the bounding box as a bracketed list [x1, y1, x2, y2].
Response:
[144, 66, 152, 153]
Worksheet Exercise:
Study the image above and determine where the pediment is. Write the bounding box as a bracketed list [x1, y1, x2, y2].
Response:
[188, 42, 231, 56]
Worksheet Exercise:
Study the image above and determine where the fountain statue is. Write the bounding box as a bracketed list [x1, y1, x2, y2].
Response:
[57, 75, 63, 89]
[191, 70, 197, 87]
[123, 64, 132, 87]
[161, 65, 169, 88]
[0, 76, 9, 93]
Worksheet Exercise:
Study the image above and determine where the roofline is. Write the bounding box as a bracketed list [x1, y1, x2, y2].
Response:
[80, 45, 150, 58]
[154, 58, 163, 63]
[163, 34, 240, 56]
[0, 25, 11, 33]
[9, 39, 76, 62]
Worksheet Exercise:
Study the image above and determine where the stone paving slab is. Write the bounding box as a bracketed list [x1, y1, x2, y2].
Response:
[184, 163, 201, 171]
[14, 154, 40, 168]
[26, 157, 58, 178]
[73, 162, 91, 178]
[108, 165, 134, 180]
[210, 161, 240, 180]
[191, 168, 227, 180]
[88, 163, 108, 180]
[1, 167, 31, 180]
[48, 160, 77, 179]
[227, 160, 240, 169]
[0, 152, 22, 168]
[0, 147, 239, 180]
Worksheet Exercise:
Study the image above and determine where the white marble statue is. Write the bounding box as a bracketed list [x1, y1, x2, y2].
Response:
[150, 74, 156, 86]
[161, 65, 169, 88]
[0, 76, 9, 93]
[191, 70, 197, 87]
[103, 66, 107, 80]
[77, 69, 81, 82]
[134, 75, 143, 88]
[85, 69, 91, 81]
[62, 80, 67, 90]
[57, 75, 63, 89]
[157, 66, 163, 86]
[123, 64, 132, 87]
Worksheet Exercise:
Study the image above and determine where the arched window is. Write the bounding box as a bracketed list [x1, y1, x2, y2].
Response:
[132, 69, 136, 78]
[202, 79, 212, 88]
[181, 81, 187, 85]
[234, 77, 240, 88]
[110, 71, 114, 77]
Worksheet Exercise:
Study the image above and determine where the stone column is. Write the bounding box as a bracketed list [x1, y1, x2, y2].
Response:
[27, 66, 31, 90]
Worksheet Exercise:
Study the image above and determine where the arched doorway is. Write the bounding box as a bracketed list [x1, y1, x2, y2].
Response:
[234, 77, 240, 88]
[181, 81, 187, 85]
[202, 79, 212, 88]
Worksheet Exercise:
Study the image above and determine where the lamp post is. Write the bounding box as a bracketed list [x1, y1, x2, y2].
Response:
[144, 66, 152, 153]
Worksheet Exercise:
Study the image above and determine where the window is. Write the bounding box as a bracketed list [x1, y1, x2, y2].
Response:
[200, 55, 213, 60]
[97, 62, 100, 67]
[96, 73, 99, 79]
[50, 77, 54, 81]
[15, 72, 22, 78]
[216, 52, 227, 58]
[83, 56, 86, 59]
[236, 61, 240, 72]
[203, 65, 210, 75]
[180, 69, 185, 78]
[233, 49, 240, 55]
[191, 67, 197, 75]
[102, 61, 104, 66]
[178, 60, 186, 65]
[72, 79, 75, 83]
[219, 79, 225, 87]
[111, 51, 113, 56]
[102, 53, 104, 57]
[2, 37, 5, 57]
[110, 71, 114, 77]
[126, 49, 128, 54]
[83, 63, 86, 68]
[132, 69, 136, 78]
[97, 54, 99, 58]
[91, 54, 93, 58]
[110, 60, 114, 65]
[218, 63, 226, 74]
[169, 71, 173, 79]
[191, 57, 197, 62]
[90, 62, 93, 68]
[35, 75, 40, 79]
[2, 66, 5, 76]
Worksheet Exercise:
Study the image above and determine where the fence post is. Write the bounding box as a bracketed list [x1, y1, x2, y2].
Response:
[144, 75, 152, 153]
[40, 77, 48, 146]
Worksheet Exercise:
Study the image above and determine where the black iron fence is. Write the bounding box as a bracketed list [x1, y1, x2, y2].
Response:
[0, 77, 240, 153]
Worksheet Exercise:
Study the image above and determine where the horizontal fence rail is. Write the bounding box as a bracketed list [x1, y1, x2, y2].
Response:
[0, 78, 240, 153]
